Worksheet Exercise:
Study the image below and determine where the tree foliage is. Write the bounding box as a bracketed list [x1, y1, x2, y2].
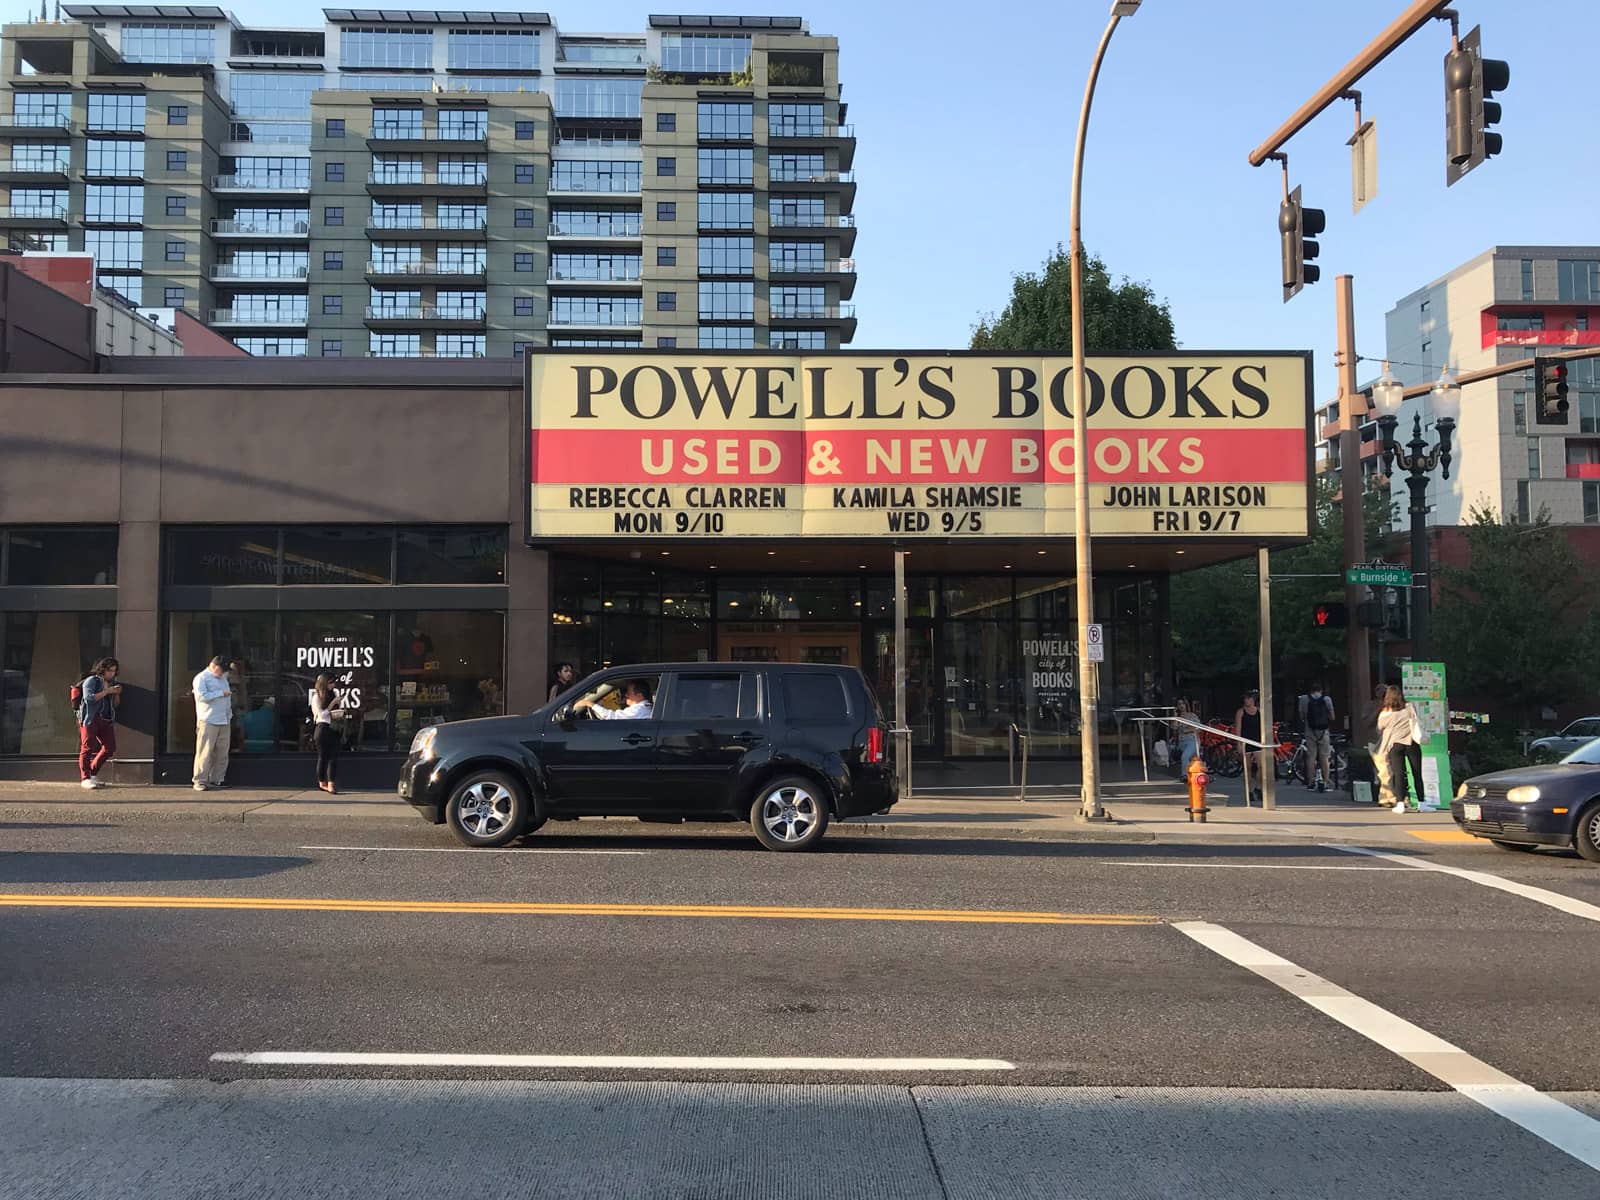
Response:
[1432, 506, 1600, 724]
[970, 247, 1176, 353]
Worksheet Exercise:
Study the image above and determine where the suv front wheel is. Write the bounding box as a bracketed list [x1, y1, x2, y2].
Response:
[751, 776, 830, 851]
[446, 769, 528, 848]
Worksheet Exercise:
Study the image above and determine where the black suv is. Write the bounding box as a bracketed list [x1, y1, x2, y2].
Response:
[398, 662, 897, 851]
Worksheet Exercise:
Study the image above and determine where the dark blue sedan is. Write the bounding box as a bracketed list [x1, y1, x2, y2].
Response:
[1452, 737, 1600, 861]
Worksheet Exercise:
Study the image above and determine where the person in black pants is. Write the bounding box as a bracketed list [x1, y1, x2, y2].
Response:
[309, 673, 344, 794]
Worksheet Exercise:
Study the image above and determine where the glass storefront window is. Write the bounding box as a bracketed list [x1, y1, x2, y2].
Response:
[392, 611, 505, 742]
[397, 528, 506, 584]
[168, 528, 280, 586]
[165, 612, 278, 754]
[1, 612, 116, 755]
[718, 577, 858, 620]
[2, 528, 118, 585]
[281, 612, 390, 752]
[943, 578, 1014, 621]
[281, 527, 393, 585]
[865, 577, 935, 620]
[1019, 621, 1078, 754]
[943, 622, 1014, 756]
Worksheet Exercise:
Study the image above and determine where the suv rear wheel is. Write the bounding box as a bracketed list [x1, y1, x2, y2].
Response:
[751, 776, 830, 852]
[446, 769, 527, 848]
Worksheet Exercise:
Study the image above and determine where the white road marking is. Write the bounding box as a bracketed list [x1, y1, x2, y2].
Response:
[1174, 920, 1600, 1172]
[1096, 861, 1419, 872]
[1331, 845, 1600, 925]
[210, 1051, 1014, 1072]
[301, 845, 648, 856]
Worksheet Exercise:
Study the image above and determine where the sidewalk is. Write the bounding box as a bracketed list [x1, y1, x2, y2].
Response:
[0, 777, 1462, 849]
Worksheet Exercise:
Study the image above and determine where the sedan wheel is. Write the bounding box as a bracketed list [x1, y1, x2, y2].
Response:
[446, 770, 527, 848]
[751, 776, 830, 852]
[1576, 802, 1600, 864]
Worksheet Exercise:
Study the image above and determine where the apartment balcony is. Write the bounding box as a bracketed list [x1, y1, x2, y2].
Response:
[366, 127, 488, 151]
[365, 349, 487, 358]
[0, 204, 69, 228]
[365, 260, 487, 284]
[208, 308, 308, 328]
[367, 171, 488, 197]
[1, 157, 71, 183]
[547, 177, 642, 199]
[767, 167, 856, 205]
[547, 220, 642, 242]
[770, 302, 856, 340]
[1487, 329, 1600, 349]
[547, 311, 643, 332]
[210, 218, 310, 239]
[769, 122, 855, 169]
[548, 266, 642, 287]
[769, 211, 856, 253]
[769, 257, 856, 299]
[212, 174, 310, 194]
[1566, 464, 1600, 480]
[209, 263, 310, 284]
[364, 304, 488, 329]
[0, 111, 72, 136]
[365, 215, 488, 239]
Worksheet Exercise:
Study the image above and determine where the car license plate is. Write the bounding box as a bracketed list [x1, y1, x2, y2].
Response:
[1463, 803, 1482, 821]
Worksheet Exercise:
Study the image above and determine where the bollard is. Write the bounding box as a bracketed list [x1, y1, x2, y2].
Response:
[1186, 756, 1211, 823]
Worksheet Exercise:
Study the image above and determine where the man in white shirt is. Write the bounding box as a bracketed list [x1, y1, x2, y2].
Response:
[192, 655, 232, 791]
[574, 679, 653, 720]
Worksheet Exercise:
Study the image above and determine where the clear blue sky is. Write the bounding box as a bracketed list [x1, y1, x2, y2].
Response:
[164, 2, 1600, 394]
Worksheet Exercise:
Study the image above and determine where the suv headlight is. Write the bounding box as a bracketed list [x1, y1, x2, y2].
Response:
[1506, 785, 1540, 804]
[410, 726, 438, 759]
[1456, 781, 1468, 799]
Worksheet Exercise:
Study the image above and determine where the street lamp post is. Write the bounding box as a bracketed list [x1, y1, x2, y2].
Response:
[1070, 0, 1141, 821]
[1373, 364, 1460, 661]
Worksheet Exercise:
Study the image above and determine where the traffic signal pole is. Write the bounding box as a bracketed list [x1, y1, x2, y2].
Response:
[1335, 277, 1374, 718]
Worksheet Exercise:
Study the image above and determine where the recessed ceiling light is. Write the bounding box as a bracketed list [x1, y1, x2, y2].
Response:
[664, 597, 675, 604]
[767, 550, 776, 556]
[603, 600, 613, 607]
[1036, 549, 1047, 555]
[858, 564, 866, 569]
[1128, 564, 1136, 569]
[1002, 564, 1012, 569]
[729, 600, 739, 607]
[660, 550, 671, 556]
[1175, 549, 1186, 556]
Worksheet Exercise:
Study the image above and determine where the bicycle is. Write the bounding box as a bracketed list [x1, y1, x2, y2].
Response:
[1200, 720, 1242, 777]
[1283, 730, 1350, 790]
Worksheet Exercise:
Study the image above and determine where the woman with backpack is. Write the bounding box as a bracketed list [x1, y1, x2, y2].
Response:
[1376, 685, 1427, 812]
[76, 657, 121, 789]
[309, 674, 346, 794]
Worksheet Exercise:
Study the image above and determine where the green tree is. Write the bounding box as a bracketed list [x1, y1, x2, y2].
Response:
[1432, 506, 1600, 726]
[970, 247, 1176, 353]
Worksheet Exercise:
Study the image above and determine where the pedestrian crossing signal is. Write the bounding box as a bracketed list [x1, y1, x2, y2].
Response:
[1312, 602, 1348, 629]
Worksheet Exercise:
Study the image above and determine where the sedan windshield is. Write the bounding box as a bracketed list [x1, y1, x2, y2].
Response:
[1562, 737, 1600, 765]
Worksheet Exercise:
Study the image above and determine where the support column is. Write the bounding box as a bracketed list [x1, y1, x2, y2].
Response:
[893, 547, 909, 799]
[1258, 546, 1276, 811]
[115, 387, 162, 783]
[1336, 276, 1372, 730]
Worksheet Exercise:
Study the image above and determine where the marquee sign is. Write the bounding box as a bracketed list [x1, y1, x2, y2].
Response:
[525, 351, 1313, 542]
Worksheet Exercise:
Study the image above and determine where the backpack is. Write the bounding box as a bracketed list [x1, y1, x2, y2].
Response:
[70, 679, 85, 719]
[1306, 695, 1331, 731]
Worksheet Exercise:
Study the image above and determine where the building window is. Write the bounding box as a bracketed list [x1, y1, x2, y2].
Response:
[697, 192, 753, 230]
[342, 27, 433, 69]
[87, 93, 146, 133]
[658, 336, 677, 348]
[1585, 482, 1600, 525]
[319, 206, 344, 228]
[515, 207, 534, 228]
[514, 340, 532, 357]
[326, 118, 345, 138]
[699, 325, 754, 349]
[513, 297, 533, 317]
[770, 102, 824, 137]
[1420, 340, 1431, 355]
[1528, 438, 1541, 479]
[515, 163, 536, 185]
[448, 27, 539, 70]
[1515, 480, 1531, 523]
[697, 101, 753, 139]
[657, 245, 676, 266]
[1419, 299, 1429, 314]
[1497, 313, 1545, 332]
[438, 108, 488, 141]
[515, 120, 535, 140]
[550, 160, 639, 193]
[166, 195, 187, 216]
[515, 252, 535, 272]
[1512, 392, 1527, 434]
[656, 155, 676, 177]
[323, 250, 343, 270]
[120, 21, 214, 64]
[86, 140, 144, 178]
[325, 162, 344, 182]
[698, 236, 753, 275]
[1521, 258, 1534, 301]
[166, 150, 188, 171]
[554, 78, 643, 120]
[771, 329, 827, 350]
[322, 339, 342, 356]
[657, 201, 676, 222]
[1579, 364, 1600, 433]
[549, 295, 642, 327]
[369, 333, 421, 357]
[1558, 259, 1600, 303]
[550, 252, 640, 282]
[86, 228, 143, 268]
[662, 33, 750, 76]
[657, 111, 675, 132]
[0, 611, 118, 756]
[10, 187, 67, 219]
[698, 148, 752, 185]
[164, 285, 185, 307]
[168, 104, 188, 125]
[698, 280, 754, 320]
[165, 240, 186, 262]
[323, 295, 342, 315]
[657, 291, 676, 311]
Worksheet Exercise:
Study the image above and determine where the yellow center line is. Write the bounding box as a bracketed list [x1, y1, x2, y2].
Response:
[0, 892, 1162, 926]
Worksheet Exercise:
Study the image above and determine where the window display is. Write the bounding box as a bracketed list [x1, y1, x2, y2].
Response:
[0, 612, 116, 755]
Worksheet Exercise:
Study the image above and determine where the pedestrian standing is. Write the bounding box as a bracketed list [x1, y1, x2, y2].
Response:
[548, 661, 576, 703]
[1376, 685, 1427, 812]
[77, 657, 121, 789]
[1299, 682, 1336, 791]
[309, 673, 345, 794]
[1233, 691, 1267, 806]
[1360, 683, 1393, 804]
[191, 655, 232, 792]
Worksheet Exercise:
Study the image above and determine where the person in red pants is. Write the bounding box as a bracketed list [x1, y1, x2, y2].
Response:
[78, 657, 122, 789]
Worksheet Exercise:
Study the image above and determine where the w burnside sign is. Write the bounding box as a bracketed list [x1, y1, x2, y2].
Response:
[525, 350, 1313, 542]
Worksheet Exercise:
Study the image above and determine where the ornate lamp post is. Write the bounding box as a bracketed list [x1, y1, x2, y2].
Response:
[1372, 362, 1460, 660]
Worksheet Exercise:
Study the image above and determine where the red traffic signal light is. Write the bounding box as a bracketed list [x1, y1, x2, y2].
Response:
[1535, 357, 1570, 424]
[1312, 602, 1348, 629]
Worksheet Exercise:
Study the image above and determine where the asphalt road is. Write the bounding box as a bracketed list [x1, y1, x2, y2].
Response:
[2, 818, 1598, 1197]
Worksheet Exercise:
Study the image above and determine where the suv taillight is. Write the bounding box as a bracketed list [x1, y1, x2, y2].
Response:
[867, 726, 884, 764]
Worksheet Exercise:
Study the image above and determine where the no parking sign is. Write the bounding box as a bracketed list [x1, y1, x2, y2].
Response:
[1086, 623, 1104, 664]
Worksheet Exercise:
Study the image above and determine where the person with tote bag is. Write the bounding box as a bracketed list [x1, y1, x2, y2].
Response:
[1375, 685, 1427, 812]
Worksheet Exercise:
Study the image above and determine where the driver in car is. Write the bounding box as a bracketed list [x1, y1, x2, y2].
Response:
[573, 679, 654, 720]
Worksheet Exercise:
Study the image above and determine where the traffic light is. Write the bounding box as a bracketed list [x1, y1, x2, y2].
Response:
[1535, 357, 1570, 425]
[1279, 185, 1325, 303]
[1311, 602, 1347, 629]
[1445, 26, 1509, 186]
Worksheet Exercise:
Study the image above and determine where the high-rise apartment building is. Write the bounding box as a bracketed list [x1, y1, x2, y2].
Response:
[0, 7, 856, 358]
[1316, 245, 1600, 527]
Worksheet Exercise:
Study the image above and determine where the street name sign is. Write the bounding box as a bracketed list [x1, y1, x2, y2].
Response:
[1346, 564, 1411, 587]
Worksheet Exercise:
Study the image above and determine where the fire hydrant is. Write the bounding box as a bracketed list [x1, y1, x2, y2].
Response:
[1186, 757, 1210, 823]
